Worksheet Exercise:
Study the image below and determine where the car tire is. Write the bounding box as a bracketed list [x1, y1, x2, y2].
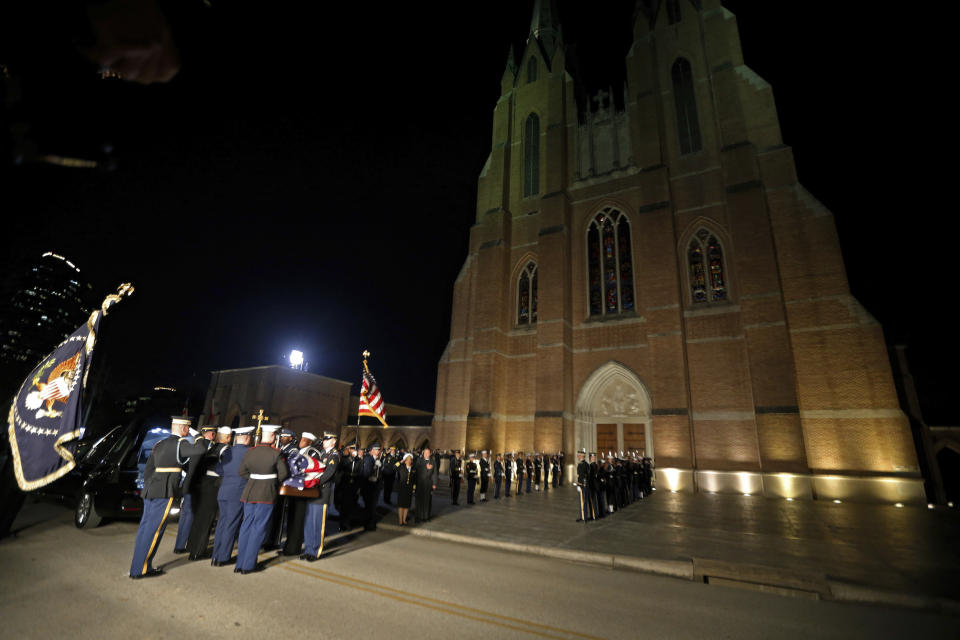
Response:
[74, 491, 102, 529]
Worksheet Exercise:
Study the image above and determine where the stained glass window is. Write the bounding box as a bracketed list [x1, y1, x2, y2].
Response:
[689, 229, 727, 303]
[524, 113, 540, 197]
[586, 208, 635, 317]
[517, 261, 538, 326]
[672, 58, 702, 155]
[666, 0, 681, 24]
[527, 56, 538, 83]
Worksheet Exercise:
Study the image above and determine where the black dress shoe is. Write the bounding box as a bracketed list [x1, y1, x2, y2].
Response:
[172, 548, 187, 555]
[211, 559, 226, 567]
[130, 568, 164, 579]
[300, 554, 320, 562]
[235, 566, 261, 574]
[188, 553, 205, 561]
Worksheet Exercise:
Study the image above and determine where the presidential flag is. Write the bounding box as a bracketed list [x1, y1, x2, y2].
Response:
[358, 367, 388, 428]
[7, 284, 133, 490]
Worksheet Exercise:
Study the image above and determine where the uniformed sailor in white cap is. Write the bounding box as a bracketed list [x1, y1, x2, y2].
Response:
[210, 427, 253, 566]
[478, 450, 491, 502]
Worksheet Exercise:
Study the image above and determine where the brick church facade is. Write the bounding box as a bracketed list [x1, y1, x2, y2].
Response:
[432, 0, 923, 503]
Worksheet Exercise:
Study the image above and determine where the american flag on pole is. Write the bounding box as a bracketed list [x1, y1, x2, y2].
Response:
[358, 368, 388, 427]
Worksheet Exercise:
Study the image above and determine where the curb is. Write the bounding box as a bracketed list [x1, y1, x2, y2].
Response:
[378, 523, 959, 614]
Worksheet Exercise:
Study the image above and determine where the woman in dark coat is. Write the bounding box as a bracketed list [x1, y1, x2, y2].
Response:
[396, 453, 415, 525]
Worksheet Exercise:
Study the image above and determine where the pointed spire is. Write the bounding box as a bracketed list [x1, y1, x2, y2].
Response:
[505, 44, 517, 76]
[528, 0, 563, 63]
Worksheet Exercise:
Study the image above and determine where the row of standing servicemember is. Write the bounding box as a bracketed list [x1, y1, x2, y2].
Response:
[446, 450, 567, 504]
[574, 450, 654, 522]
[129, 417, 440, 578]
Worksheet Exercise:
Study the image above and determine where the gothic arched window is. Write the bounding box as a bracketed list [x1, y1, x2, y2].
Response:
[666, 0, 681, 24]
[587, 207, 635, 317]
[523, 113, 540, 197]
[672, 58, 702, 155]
[688, 229, 727, 303]
[517, 261, 538, 326]
[527, 56, 538, 83]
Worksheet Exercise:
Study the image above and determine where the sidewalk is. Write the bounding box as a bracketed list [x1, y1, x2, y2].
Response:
[377, 477, 960, 613]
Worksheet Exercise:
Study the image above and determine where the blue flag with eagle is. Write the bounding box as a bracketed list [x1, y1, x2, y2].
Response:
[7, 284, 133, 491]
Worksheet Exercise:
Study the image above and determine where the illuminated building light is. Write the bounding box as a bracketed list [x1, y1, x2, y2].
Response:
[927, 504, 935, 510]
[743, 493, 751, 497]
[894, 503, 903, 508]
[786, 498, 794, 501]
[289, 350, 304, 369]
[153, 386, 176, 392]
[833, 500, 842, 504]
[670, 490, 677, 493]
[948, 502, 955, 508]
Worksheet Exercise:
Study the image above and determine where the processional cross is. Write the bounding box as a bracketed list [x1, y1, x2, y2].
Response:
[251, 409, 270, 441]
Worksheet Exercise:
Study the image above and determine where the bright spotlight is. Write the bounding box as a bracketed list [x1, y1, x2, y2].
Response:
[894, 503, 903, 508]
[289, 350, 304, 369]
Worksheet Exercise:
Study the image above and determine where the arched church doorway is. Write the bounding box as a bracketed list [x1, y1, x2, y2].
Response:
[575, 361, 653, 459]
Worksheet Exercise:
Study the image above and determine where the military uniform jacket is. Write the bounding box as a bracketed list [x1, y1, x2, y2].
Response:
[479, 457, 491, 478]
[142, 435, 209, 500]
[196, 442, 226, 483]
[533, 457, 542, 476]
[576, 460, 590, 485]
[449, 457, 462, 479]
[216, 444, 250, 502]
[493, 460, 503, 479]
[316, 449, 339, 487]
[342, 455, 363, 486]
[525, 459, 533, 476]
[504, 459, 514, 478]
[382, 453, 398, 475]
[465, 459, 478, 479]
[238, 444, 288, 503]
[589, 461, 599, 490]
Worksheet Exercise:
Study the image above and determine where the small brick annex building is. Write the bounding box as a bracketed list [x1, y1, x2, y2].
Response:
[431, 0, 923, 503]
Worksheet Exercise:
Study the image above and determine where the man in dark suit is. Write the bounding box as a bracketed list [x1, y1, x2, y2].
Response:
[381, 445, 398, 505]
[234, 425, 288, 574]
[414, 447, 438, 522]
[128, 417, 208, 579]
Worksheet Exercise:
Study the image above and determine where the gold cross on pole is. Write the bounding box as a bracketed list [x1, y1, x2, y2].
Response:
[251, 409, 270, 441]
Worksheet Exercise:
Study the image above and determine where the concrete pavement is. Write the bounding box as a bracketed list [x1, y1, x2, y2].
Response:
[1, 499, 957, 640]
[378, 477, 960, 612]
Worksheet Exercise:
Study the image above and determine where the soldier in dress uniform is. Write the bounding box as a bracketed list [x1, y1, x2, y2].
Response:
[493, 453, 504, 499]
[550, 453, 560, 489]
[301, 432, 339, 561]
[413, 446, 438, 522]
[524, 454, 533, 493]
[533, 453, 542, 492]
[575, 449, 592, 522]
[381, 445, 398, 505]
[282, 432, 320, 556]
[265, 428, 298, 550]
[557, 451, 565, 487]
[128, 417, 208, 579]
[478, 450, 491, 502]
[464, 451, 478, 504]
[642, 454, 653, 495]
[360, 442, 383, 531]
[234, 425, 288, 574]
[339, 440, 362, 532]
[173, 426, 212, 553]
[186, 426, 230, 559]
[589, 453, 604, 518]
[504, 453, 513, 497]
[211, 426, 253, 566]
[514, 452, 524, 497]
[602, 455, 616, 514]
[448, 449, 462, 505]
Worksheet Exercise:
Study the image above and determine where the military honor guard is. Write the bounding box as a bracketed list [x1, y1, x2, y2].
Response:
[504, 453, 513, 497]
[575, 449, 593, 522]
[524, 455, 533, 493]
[533, 454, 542, 492]
[493, 453, 504, 499]
[339, 441, 362, 532]
[265, 428, 298, 550]
[464, 451, 478, 504]
[381, 445, 398, 505]
[550, 453, 560, 489]
[128, 417, 208, 579]
[478, 450, 491, 502]
[514, 453, 523, 496]
[360, 442, 383, 531]
[173, 426, 211, 553]
[588, 453, 604, 518]
[234, 425, 288, 574]
[282, 432, 321, 556]
[185, 426, 229, 559]
[557, 450, 565, 487]
[210, 426, 252, 566]
[301, 432, 339, 561]
[448, 449, 462, 505]
[414, 446, 438, 522]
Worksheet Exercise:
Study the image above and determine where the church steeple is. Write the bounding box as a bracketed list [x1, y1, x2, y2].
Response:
[527, 0, 563, 66]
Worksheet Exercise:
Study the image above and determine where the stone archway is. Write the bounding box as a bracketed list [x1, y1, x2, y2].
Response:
[575, 361, 653, 458]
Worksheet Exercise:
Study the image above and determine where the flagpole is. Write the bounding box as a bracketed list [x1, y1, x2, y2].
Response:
[357, 349, 369, 448]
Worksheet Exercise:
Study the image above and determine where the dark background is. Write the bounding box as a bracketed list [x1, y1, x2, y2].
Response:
[1, 1, 951, 422]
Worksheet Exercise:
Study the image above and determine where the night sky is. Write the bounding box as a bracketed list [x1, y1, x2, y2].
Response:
[2, 1, 951, 421]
